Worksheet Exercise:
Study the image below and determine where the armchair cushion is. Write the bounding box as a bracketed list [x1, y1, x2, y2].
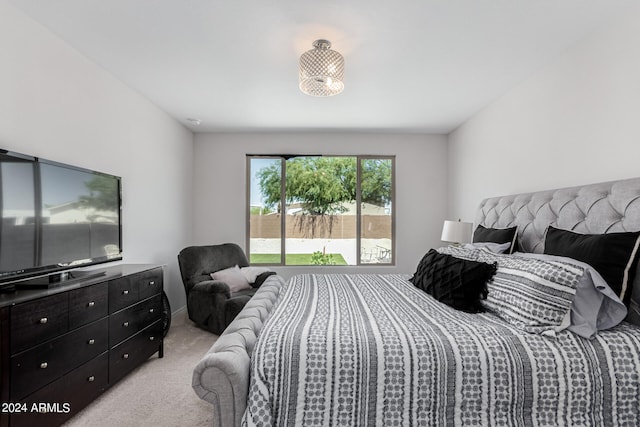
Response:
[191, 280, 231, 297]
[210, 265, 251, 292]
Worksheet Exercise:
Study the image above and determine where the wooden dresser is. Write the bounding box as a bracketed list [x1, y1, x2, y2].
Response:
[0, 264, 164, 427]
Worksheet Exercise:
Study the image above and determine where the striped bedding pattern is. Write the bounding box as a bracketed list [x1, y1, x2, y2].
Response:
[243, 273, 640, 426]
[440, 246, 583, 335]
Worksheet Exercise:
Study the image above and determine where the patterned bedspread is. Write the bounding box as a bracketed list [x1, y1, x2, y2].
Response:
[243, 274, 640, 426]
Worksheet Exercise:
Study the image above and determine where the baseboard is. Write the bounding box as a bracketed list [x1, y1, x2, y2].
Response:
[170, 305, 188, 327]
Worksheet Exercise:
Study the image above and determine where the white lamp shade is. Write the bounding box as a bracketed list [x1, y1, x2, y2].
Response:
[441, 220, 473, 244]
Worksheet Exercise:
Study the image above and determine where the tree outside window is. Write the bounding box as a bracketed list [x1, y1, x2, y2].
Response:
[247, 155, 394, 266]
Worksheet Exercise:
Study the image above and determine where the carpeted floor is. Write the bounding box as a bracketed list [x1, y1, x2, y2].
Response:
[62, 310, 217, 427]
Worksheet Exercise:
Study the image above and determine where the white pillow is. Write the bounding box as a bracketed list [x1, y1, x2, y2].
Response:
[240, 266, 272, 283]
[210, 265, 251, 292]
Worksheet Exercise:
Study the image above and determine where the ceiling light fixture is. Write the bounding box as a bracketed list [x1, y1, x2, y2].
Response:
[299, 39, 344, 97]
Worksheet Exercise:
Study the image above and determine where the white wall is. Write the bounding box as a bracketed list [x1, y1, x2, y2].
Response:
[0, 0, 193, 311]
[448, 8, 640, 220]
[193, 133, 447, 279]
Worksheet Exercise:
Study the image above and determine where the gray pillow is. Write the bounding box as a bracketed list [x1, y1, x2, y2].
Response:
[441, 246, 626, 338]
[210, 265, 251, 293]
[463, 242, 511, 254]
[516, 252, 628, 339]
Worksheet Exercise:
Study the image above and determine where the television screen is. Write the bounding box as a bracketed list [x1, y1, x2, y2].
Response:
[0, 150, 122, 285]
[0, 156, 36, 273]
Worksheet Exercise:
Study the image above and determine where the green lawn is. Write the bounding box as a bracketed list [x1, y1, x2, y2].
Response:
[250, 253, 348, 265]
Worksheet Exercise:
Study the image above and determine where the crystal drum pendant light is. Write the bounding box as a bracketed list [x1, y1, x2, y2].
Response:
[299, 39, 345, 97]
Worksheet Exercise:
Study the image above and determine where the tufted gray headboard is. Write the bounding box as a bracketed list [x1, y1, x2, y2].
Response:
[474, 177, 640, 326]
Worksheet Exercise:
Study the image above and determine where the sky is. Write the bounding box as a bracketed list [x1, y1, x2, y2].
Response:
[249, 158, 280, 207]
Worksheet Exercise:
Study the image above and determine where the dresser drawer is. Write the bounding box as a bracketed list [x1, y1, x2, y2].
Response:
[12, 352, 109, 427]
[69, 282, 108, 330]
[138, 268, 163, 300]
[109, 320, 162, 384]
[108, 276, 137, 313]
[109, 294, 162, 346]
[11, 293, 69, 354]
[11, 317, 108, 400]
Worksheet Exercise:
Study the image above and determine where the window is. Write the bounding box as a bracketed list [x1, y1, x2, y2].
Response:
[247, 155, 394, 266]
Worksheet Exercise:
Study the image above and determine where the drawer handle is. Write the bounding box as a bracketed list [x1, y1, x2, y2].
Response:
[123, 321, 129, 327]
[40, 362, 48, 369]
[123, 353, 129, 359]
[88, 376, 95, 382]
[88, 339, 95, 345]
[88, 301, 95, 307]
[39, 317, 48, 324]
[149, 336, 155, 341]
[149, 281, 155, 286]
[122, 290, 129, 295]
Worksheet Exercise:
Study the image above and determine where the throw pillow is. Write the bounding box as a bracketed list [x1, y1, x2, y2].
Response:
[463, 242, 512, 254]
[410, 249, 497, 313]
[473, 224, 519, 254]
[252, 271, 277, 288]
[210, 265, 251, 293]
[544, 226, 640, 306]
[240, 266, 273, 283]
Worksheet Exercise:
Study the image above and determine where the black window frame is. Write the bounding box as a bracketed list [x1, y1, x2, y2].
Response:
[246, 154, 395, 266]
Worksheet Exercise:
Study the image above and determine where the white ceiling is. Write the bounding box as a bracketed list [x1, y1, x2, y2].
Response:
[9, 0, 638, 133]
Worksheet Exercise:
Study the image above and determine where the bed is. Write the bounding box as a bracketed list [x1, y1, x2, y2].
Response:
[193, 177, 640, 426]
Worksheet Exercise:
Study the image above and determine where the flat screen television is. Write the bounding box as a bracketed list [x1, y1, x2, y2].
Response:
[0, 149, 122, 287]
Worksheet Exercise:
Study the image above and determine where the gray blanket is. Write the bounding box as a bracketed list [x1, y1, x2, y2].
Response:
[243, 273, 640, 426]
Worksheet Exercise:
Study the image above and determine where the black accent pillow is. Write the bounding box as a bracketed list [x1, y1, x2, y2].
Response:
[544, 226, 640, 306]
[473, 224, 518, 254]
[410, 249, 497, 313]
[252, 271, 277, 288]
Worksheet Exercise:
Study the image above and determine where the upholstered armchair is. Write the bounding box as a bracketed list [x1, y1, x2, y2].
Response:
[178, 243, 269, 335]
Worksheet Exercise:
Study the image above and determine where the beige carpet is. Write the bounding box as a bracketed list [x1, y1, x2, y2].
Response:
[63, 310, 217, 427]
